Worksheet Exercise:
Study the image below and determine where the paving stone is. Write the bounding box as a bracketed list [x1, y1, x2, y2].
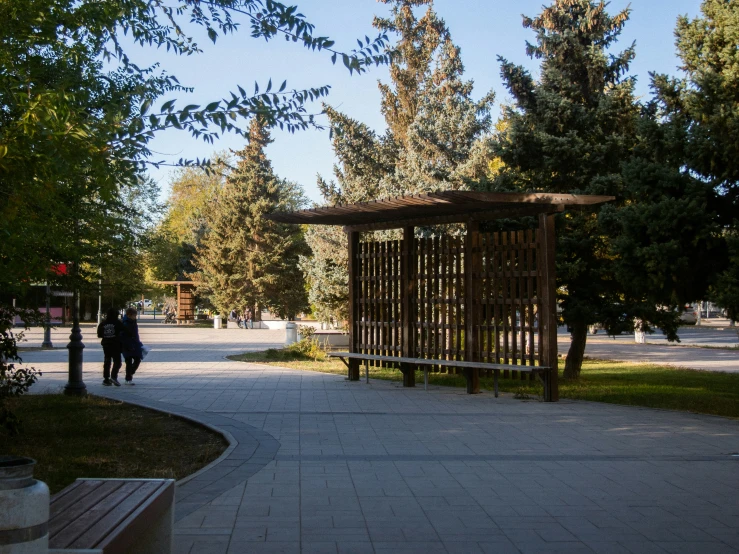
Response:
[24, 323, 739, 554]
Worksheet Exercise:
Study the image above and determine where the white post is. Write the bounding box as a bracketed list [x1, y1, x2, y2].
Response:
[634, 319, 646, 344]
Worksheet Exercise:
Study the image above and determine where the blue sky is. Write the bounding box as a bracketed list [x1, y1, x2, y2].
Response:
[137, 0, 703, 203]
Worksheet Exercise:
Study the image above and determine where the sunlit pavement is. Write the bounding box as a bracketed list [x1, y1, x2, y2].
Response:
[558, 325, 739, 374]
[16, 321, 739, 554]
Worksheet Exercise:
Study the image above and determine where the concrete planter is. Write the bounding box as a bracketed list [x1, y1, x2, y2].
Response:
[0, 456, 49, 553]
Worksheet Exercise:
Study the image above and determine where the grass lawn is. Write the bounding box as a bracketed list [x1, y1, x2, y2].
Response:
[228, 350, 739, 419]
[1, 394, 227, 494]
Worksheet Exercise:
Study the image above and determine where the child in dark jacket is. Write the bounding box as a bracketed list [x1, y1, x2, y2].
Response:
[121, 307, 143, 385]
[97, 308, 124, 386]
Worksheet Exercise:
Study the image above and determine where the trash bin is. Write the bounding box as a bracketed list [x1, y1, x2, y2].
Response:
[213, 315, 222, 329]
[0, 456, 49, 553]
[285, 322, 298, 345]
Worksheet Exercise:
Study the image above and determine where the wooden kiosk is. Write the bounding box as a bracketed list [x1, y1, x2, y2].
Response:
[270, 192, 612, 402]
[153, 281, 198, 323]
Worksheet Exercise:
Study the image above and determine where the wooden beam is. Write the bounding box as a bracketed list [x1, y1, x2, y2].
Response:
[464, 221, 481, 394]
[347, 230, 360, 381]
[538, 213, 559, 401]
[343, 205, 565, 233]
[400, 226, 416, 387]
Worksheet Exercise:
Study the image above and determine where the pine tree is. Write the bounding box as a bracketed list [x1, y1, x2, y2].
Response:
[652, 0, 739, 321]
[195, 118, 309, 319]
[303, 0, 494, 323]
[396, 38, 495, 194]
[493, 0, 641, 378]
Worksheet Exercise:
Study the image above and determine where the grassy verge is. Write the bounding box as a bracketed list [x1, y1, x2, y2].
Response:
[228, 350, 739, 419]
[1, 394, 228, 494]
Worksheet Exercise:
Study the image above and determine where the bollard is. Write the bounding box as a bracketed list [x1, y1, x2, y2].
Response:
[0, 457, 49, 553]
[285, 322, 298, 345]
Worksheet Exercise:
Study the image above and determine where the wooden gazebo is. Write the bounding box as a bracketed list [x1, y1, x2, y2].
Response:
[269, 191, 612, 402]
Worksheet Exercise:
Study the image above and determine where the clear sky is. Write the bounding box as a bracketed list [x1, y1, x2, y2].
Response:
[137, 0, 704, 203]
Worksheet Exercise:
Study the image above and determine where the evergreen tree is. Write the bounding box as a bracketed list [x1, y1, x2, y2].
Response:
[652, 0, 739, 320]
[492, 0, 641, 378]
[600, 104, 725, 334]
[493, 0, 725, 378]
[303, 0, 493, 322]
[195, 118, 309, 319]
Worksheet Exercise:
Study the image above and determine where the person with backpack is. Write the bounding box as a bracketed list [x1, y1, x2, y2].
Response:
[121, 307, 144, 385]
[97, 307, 124, 386]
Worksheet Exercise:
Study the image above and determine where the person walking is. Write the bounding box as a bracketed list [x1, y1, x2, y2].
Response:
[121, 307, 143, 385]
[97, 307, 124, 386]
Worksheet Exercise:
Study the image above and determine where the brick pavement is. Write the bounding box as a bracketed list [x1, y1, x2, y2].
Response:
[19, 322, 739, 553]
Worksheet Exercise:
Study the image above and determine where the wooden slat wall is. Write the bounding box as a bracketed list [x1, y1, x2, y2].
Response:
[353, 228, 544, 382]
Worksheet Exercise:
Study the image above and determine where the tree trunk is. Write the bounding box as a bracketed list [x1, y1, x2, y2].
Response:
[563, 322, 588, 379]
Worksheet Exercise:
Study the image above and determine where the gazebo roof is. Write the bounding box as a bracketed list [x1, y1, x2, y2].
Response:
[267, 191, 614, 231]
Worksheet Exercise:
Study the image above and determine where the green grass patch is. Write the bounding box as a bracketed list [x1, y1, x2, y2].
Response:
[1, 394, 228, 494]
[228, 351, 739, 419]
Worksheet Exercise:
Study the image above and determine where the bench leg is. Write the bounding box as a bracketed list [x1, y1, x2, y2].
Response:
[348, 359, 360, 381]
[366, 361, 369, 384]
[131, 496, 174, 554]
[400, 363, 415, 387]
[424, 368, 428, 391]
[465, 368, 480, 394]
[494, 369, 499, 398]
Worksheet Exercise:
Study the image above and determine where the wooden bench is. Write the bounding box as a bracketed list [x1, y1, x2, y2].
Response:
[48, 478, 174, 554]
[329, 352, 551, 397]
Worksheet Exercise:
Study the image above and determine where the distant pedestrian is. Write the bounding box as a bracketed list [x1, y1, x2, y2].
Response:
[97, 307, 123, 386]
[121, 307, 143, 385]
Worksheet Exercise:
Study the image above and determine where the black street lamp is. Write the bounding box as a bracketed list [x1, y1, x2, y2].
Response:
[64, 264, 86, 396]
[41, 284, 53, 349]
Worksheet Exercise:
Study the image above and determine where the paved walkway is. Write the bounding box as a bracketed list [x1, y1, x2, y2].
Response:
[558, 326, 739, 374]
[18, 323, 739, 553]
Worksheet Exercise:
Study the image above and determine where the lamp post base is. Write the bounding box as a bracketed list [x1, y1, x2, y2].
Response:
[65, 322, 86, 397]
[41, 326, 53, 349]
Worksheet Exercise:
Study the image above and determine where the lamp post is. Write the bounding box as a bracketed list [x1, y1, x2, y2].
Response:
[64, 263, 86, 397]
[97, 266, 102, 325]
[41, 284, 53, 348]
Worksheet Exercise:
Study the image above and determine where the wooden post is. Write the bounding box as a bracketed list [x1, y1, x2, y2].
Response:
[538, 213, 559, 401]
[401, 226, 416, 387]
[464, 221, 481, 394]
[347, 230, 360, 381]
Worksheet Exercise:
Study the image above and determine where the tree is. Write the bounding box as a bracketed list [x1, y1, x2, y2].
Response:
[652, 0, 739, 319]
[194, 118, 309, 319]
[303, 0, 494, 322]
[145, 155, 230, 283]
[492, 0, 641, 378]
[599, 104, 725, 334]
[0, 0, 391, 296]
[492, 0, 727, 378]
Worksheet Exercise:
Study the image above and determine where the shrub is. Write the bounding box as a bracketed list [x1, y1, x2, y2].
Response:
[1, 306, 43, 435]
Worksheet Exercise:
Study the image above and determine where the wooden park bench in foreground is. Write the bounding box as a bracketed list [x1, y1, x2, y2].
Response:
[48, 478, 174, 553]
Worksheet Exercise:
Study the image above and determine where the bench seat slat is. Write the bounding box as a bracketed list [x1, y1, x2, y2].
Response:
[328, 352, 548, 373]
[70, 481, 165, 550]
[49, 481, 125, 538]
[50, 479, 104, 519]
[50, 481, 144, 549]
